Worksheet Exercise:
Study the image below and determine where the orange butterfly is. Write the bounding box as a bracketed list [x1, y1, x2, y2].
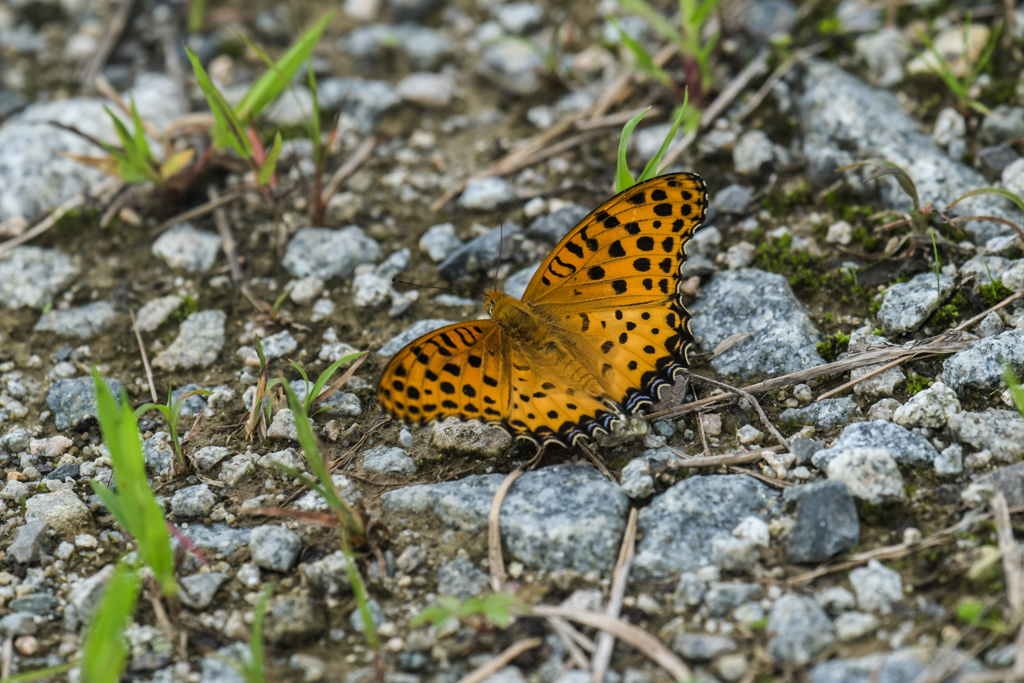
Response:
[377, 173, 708, 447]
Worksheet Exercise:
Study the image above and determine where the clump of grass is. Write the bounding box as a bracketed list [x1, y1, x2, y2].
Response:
[980, 260, 1012, 307]
[91, 368, 177, 596]
[911, 15, 1003, 115]
[816, 331, 850, 363]
[412, 593, 527, 630]
[614, 91, 690, 192]
[136, 384, 211, 466]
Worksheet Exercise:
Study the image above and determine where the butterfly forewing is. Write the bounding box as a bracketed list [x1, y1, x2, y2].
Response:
[523, 173, 707, 308]
[377, 321, 509, 427]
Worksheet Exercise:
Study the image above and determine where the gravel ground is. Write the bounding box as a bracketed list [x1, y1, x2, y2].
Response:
[2, 0, 1024, 681]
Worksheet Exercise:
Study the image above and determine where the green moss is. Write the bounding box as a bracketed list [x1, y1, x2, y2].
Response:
[755, 233, 824, 296]
[981, 280, 1012, 307]
[906, 373, 930, 396]
[816, 331, 850, 363]
[928, 292, 968, 330]
[172, 295, 197, 323]
[761, 182, 812, 217]
[851, 225, 880, 252]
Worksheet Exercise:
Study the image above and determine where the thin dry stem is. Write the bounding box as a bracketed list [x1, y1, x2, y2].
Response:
[731, 41, 829, 124]
[548, 617, 593, 670]
[577, 441, 616, 482]
[488, 467, 525, 592]
[646, 448, 769, 473]
[80, 0, 136, 88]
[592, 508, 639, 683]
[530, 606, 691, 681]
[129, 309, 158, 403]
[454, 638, 543, 683]
[150, 189, 242, 237]
[0, 178, 121, 256]
[322, 135, 377, 208]
[689, 373, 791, 452]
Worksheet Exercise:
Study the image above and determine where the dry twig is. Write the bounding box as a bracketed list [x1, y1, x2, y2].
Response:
[455, 637, 543, 683]
[129, 309, 158, 403]
[322, 135, 377, 207]
[530, 606, 691, 681]
[592, 508, 639, 683]
[79, 0, 136, 88]
[0, 178, 122, 256]
[150, 189, 243, 237]
[489, 467, 525, 592]
[688, 373, 791, 452]
[548, 617, 593, 670]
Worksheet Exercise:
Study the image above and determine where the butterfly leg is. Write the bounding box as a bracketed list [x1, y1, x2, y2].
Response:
[525, 443, 548, 470]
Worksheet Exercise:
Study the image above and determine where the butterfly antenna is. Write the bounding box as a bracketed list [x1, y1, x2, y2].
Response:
[494, 215, 503, 293]
[392, 278, 488, 298]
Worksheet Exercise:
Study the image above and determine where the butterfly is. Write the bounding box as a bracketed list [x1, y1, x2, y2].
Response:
[377, 173, 708, 447]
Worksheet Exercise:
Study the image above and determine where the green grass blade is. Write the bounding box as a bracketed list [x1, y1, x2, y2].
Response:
[307, 352, 364, 412]
[258, 131, 283, 186]
[81, 563, 140, 683]
[235, 13, 333, 123]
[3, 664, 74, 682]
[608, 17, 672, 86]
[185, 46, 253, 158]
[690, 0, 723, 29]
[640, 88, 688, 181]
[1004, 366, 1024, 421]
[245, 583, 273, 683]
[615, 106, 650, 193]
[618, 0, 683, 44]
[948, 186, 1024, 215]
[281, 384, 346, 514]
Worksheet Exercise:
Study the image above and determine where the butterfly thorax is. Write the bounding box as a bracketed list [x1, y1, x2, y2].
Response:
[486, 290, 543, 341]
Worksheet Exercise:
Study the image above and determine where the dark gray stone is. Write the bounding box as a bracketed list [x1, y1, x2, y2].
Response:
[438, 222, 522, 282]
[8, 593, 58, 615]
[46, 376, 125, 430]
[690, 269, 824, 380]
[342, 24, 452, 70]
[0, 613, 36, 636]
[382, 463, 628, 572]
[746, 0, 796, 39]
[179, 524, 251, 558]
[809, 647, 982, 683]
[877, 273, 956, 334]
[250, 525, 300, 572]
[50, 463, 80, 480]
[977, 143, 1020, 180]
[942, 329, 1024, 395]
[786, 481, 860, 563]
[526, 205, 589, 243]
[634, 475, 781, 580]
[266, 594, 327, 646]
[791, 437, 827, 465]
[34, 301, 117, 339]
[810, 420, 939, 468]
[704, 582, 763, 617]
[767, 593, 835, 666]
[170, 383, 209, 416]
[317, 78, 401, 134]
[9, 519, 49, 564]
[672, 633, 737, 660]
[179, 572, 228, 610]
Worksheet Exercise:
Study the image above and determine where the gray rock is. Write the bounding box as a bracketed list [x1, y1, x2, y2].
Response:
[267, 409, 298, 440]
[733, 130, 775, 174]
[135, 295, 183, 332]
[317, 78, 401, 134]
[786, 480, 859, 563]
[791, 437, 827, 465]
[935, 444, 964, 475]
[430, 417, 512, 457]
[0, 247, 78, 310]
[849, 559, 902, 613]
[527, 205, 589, 243]
[10, 519, 49, 564]
[766, 593, 835, 666]
[261, 330, 297, 359]
[257, 448, 305, 476]
[0, 88, 184, 224]
[834, 611, 880, 641]
[502, 263, 540, 300]
[287, 380, 362, 417]
[382, 463, 628, 572]
[892, 380, 960, 428]
[349, 598, 385, 635]
[342, 24, 452, 70]
[153, 310, 225, 372]
[200, 643, 249, 683]
[397, 71, 455, 108]
[816, 586, 857, 615]
[712, 536, 759, 573]
[152, 223, 221, 272]
[0, 613, 37, 637]
[458, 177, 516, 211]
[854, 27, 908, 87]
[746, 0, 796, 39]
[180, 524, 251, 558]
[633, 475, 781, 580]
[282, 227, 382, 281]
[34, 301, 116, 339]
[948, 409, 1024, 463]
[266, 593, 327, 646]
[179, 572, 228, 610]
[878, 273, 956, 334]
[477, 40, 545, 95]
[438, 222, 522, 281]
[301, 551, 352, 595]
[249, 525, 300, 572]
[62, 563, 116, 630]
[981, 105, 1024, 144]
[810, 420, 939, 468]
[690, 269, 824, 380]
[712, 184, 753, 214]
[9, 593, 58, 616]
[363, 445, 416, 475]
[419, 223, 462, 263]
[620, 447, 685, 499]
[809, 647, 982, 683]
[941, 329, 1024, 394]
[437, 554, 489, 599]
[977, 143, 1020, 180]
[780, 398, 857, 431]
[800, 60, 1018, 245]
[143, 431, 175, 476]
[977, 311, 1005, 338]
[0, 480, 30, 504]
[705, 582, 763, 617]
[171, 484, 216, 518]
[0, 428, 30, 453]
[498, 2, 544, 33]
[826, 448, 905, 504]
[672, 633, 737, 661]
[377, 319, 454, 356]
[26, 489, 93, 539]
[46, 376, 125, 430]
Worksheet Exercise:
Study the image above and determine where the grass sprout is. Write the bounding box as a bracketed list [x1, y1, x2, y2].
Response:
[90, 368, 177, 596]
[615, 89, 690, 192]
[289, 351, 365, 416]
[80, 562, 141, 683]
[411, 593, 528, 630]
[220, 583, 274, 683]
[135, 384, 212, 465]
[910, 16, 1003, 115]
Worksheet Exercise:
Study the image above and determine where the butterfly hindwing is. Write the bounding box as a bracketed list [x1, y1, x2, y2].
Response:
[377, 321, 509, 427]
